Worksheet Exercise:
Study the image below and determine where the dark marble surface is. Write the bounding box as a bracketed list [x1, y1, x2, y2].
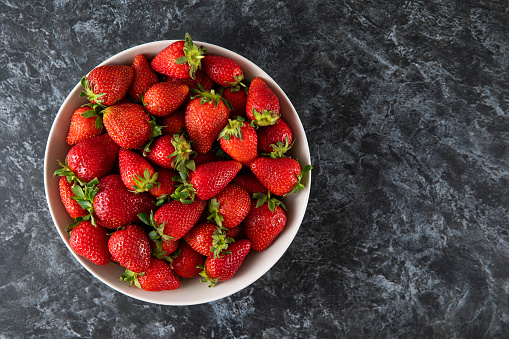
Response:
[1, 0, 509, 338]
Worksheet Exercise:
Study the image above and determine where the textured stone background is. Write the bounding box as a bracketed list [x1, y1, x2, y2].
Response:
[1, 0, 509, 338]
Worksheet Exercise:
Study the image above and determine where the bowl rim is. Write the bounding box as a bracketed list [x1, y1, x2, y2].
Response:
[44, 40, 311, 305]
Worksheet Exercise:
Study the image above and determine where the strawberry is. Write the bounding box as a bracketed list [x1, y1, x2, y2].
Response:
[202, 55, 244, 87]
[159, 110, 186, 135]
[118, 148, 159, 193]
[150, 238, 179, 259]
[189, 160, 242, 201]
[66, 106, 103, 146]
[244, 193, 287, 252]
[55, 133, 120, 184]
[59, 176, 88, 219]
[222, 86, 247, 119]
[256, 118, 293, 155]
[226, 223, 246, 241]
[190, 149, 225, 167]
[246, 77, 280, 126]
[232, 172, 268, 195]
[102, 103, 154, 149]
[148, 167, 178, 201]
[200, 238, 251, 286]
[218, 117, 258, 166]
[144, 134, 195, 173]
[121, 257, 180, 291]
[128, 54, 159, 101]
[166, 69, 215, 106]
[81, 65, 133, 106]
[92, 174, 154, 229]
[142, 82, 189, 117]
[108, 224, 151, 273]
[185, 87, 230, 154]
[150, 33, 206, 79]
[69, 221, 111, 265]
[184, 222, 234, 258]
[171, 243, 206, 279]
[250, 157, 311, 196]
[208, 183, 251, 229]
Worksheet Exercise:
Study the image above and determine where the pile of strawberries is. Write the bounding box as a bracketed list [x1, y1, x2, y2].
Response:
[55, 34, 311, 292]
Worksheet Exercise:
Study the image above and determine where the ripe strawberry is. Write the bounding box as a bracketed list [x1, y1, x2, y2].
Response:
[59, 176, 89, 219]
[142, 82, 189, 117]
[150, 33, 206, 79]
[256, 118, 293, 155]
[222, 86, 247, 119]
[189, 160, 242, 201]
[184, 222, 234, 258]
[172, 243, 206, 279]
[66, 106, 103, 146]
[232, 172, 268, 195]
[81, 65, 133, 106]
[121, 257, 180, 291]
[150, 238, 179, 259]
[144, 134, 195, 173]
[102, 103, 152, 149]
[246, 77, 280, 126]
[56, 133, 120, 184]
[185, 88, 230, 154]
[128, 54, 159, 101]
[93, 174, 154, 229]
[218, 117, 258, 166]
[148, 167, 178, 200]
[159, 110, 186, 135]
[151, 199, 207, 240]
[200, 238, 251, 286]
[244, 193, 287, 252]
[250, 157, 311, 196]
[108, 224, 151, 273]
[202, 55, 244, 87]
[118, 148, 159, 193]
[208, 183, 251, 229]
[226, 223, 246, 241]
[69, 221, 111, 265]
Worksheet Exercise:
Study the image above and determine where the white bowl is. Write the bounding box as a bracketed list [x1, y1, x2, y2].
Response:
[44, 40, 311, 306]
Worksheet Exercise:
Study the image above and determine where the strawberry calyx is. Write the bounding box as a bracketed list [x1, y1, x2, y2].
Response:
[207, 198, 235, 258]
[226, 74, 246, 88]
[80, 77, 107, 108]
[250, 108, 280, 127]
[138, 211, 175, 242]
[169, 134, 196, 174]
[174, 33, 207, 79]
[289, 163, 312, 195]
[142, 116, 164, 155]
[253, 191, 286, 212]
[131, 168, 160, 193]
[262, 136, 295, 159]
[80, 102, 104, 131]
[217, 116, 245, 141]
[54, 160, 83, 186]
[197, 264, 217, 288]
[170, 171, 196, 204]
[190, 83, 232, 110]
[120, 268, 145, 288]
[70, 178, 100, 225]
[150, 233, 174, 262]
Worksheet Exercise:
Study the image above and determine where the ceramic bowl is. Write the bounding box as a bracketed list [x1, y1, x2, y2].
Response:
[44, 40, 311, 305]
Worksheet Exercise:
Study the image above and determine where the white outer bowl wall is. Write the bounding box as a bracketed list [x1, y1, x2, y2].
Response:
[43, 41, 311, 306]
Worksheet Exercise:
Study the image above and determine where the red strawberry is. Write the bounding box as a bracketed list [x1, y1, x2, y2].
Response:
[218, 117, 258, 166]
[200, 238, 251, 286]
[121, 257, 180, 291]
[93, 174, 154, 229]
[81, 65, 133, 106]
[56, 133, 119, 184]
[151, 238, 180, 258]
[108, 224, 151, 273]
[69, 221, 111, 265]
[159, 110, 186, 135]
[102, 103, 152, 149]
[152, 199, 207, 240]
[208, 183, 251, 229]
[118, 148, 159, 193]
[142, 82, 189, 117]
[185, 88, 230, 154]
[183, 222, 217, 256]
[256, 118, 293, 155]
[246, 77, 280, 126]
[148, 167, 178, 200]
[144, 134, 195, 173]
[190, 150, 225, 167]
[172, 243, 206, 279]
[189, 160, 242, 201]
[66, 106, 103, 146]
[232, 172, 268, 195]
[150, 33, 206, 79]
[244, 193, 287, 252]
[250, 157, 311, 196]
[128, 54, 159, 101]
[226, 223, 246, 241]
[222, 86, 247, 119]
[59, 176, 88, 219]
[202, 55, 244, 87]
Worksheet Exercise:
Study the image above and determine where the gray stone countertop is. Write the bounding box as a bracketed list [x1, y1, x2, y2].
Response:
[1, 1, 509, 338]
